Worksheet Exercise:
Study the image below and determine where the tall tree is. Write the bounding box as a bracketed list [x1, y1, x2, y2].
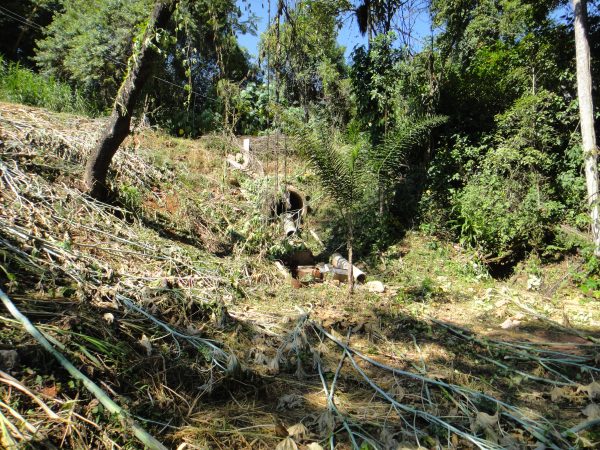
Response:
[573, 0, 600, 255]
[84, 0, 175, 200]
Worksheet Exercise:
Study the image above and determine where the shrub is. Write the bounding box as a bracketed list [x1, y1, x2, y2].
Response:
[455, 162, 562, 262]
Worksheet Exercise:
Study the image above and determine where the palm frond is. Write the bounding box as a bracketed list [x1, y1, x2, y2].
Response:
[294, 123, 357, 208]
[370, 115, 447, 179]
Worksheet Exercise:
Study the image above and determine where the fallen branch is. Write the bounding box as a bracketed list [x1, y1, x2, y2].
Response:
[510, 297, 600, 344]
[310, 321, 569, 449]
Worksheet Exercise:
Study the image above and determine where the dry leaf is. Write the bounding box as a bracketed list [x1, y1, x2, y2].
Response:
[274, 418, 288, 437]
[580, 381, 600, 400]
[275, 437, 298, 450]
[391, 384, 405, 401]
[287, 423, 309, 440]
[380, 427, 398, 449]
[103, 312, 114, 324]
[268, 356, 280, 374]
[40, 385, 57, 397]
[582, 403, 600, 419]
[396, 444, 427, 450]
[499, 433, 522, 450]
[295, 362, 308, 380]
[253, 351, 268, 365]
[306, 443, 324, 450]
[471, 411, 499, 442]
[550, 386, 570, 402]
[226, 353, 240, 376]
[277, 394, 304, 411]
[500, 318, 521, 329]
[317, 410, 335, 436]
[139, 334, 152, 356]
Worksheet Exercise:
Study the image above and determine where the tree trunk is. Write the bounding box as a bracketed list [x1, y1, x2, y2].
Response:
[84, 0, 174, 200]
[347, 215, 354, 295]
[573, 0, 600, 256]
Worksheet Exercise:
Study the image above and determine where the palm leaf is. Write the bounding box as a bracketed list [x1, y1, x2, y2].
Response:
[294, 123, 360, 209]
[370, 115, 447, 179]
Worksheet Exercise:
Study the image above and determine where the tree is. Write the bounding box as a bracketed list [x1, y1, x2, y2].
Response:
[83, 0, 175, 200]
[261, 0, 349, 123]
[297, 123, 365, 294]
[573, 0, 600, 255]
[355, 0, 402, 39]
[35, 0, 154, 108]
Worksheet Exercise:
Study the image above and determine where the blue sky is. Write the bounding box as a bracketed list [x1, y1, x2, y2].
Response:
[235, 0, 432, 63]
[235, 0, 577, 65]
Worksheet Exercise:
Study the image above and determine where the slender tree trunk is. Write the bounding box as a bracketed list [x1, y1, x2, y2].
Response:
[573, 0, 600, 255]
[84, 1, 174, 200]
[13, 7, 38, 55]
[347, 215, 354, 295]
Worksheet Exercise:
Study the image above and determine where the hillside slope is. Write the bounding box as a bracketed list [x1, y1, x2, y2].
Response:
[1, 102, 599, 449]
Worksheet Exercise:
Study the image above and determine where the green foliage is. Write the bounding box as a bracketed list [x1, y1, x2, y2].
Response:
[370, 115, 448, 179]
[261, 0, 350, 125]
[33, 0, 253, 135]
[35, 0, 154, 109]
[297, 114, 444, 255]
[351, 32, 403, 141]
[0, 56, 95, 114]
[0, 1, 59, 64]
[296, 121, 367, 214]
[455, 169, 562, 261]
[214, 80, 272, 135]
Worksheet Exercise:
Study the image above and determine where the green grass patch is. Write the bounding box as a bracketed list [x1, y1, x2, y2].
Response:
[0, 55, 97, 115]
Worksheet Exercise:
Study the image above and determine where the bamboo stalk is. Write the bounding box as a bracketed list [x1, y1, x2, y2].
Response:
[0, 288, 168, 450]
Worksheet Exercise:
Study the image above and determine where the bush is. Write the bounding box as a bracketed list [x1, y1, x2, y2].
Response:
[0, 56, 96, 115]
[455, 163, 562, 262]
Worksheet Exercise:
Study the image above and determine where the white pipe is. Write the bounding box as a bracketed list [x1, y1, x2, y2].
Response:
[331, 253, 366, 283]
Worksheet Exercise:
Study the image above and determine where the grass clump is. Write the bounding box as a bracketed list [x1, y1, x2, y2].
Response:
[0, 55, 96, 115]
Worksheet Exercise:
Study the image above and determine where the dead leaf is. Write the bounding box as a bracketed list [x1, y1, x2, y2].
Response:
[580, 381, 600, 400]
[306, 443, 324, 450]
[499, 433, 522, 450]
[396, 443, 427, 450]
[582, 403, 600, 419]
[277, 394, 304, 411]
[317, 410, 335, 436]
[380, 427, 398, 449]
[287, 423, 309, 440]
[268, 356, 280, 374]
[103, 313, 114, 324]
[139, 334, 152, 356]
[40, 385, 57, 397]
[274, 418, 288, 437]
[295, 362, 307, 380]
[275, 437, 298, 450]
[500, 318, 521, 329]
[253, 351, 268, 365]
[392, 384, 406, 401]
[550, 386, 570, 402]
[471, 411, 499, 443]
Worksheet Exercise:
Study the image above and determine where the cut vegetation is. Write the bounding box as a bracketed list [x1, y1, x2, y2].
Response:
[1, 103, 599, 449]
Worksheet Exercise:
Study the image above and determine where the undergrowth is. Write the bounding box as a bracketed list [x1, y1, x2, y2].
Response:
[0, 56, 97, 116]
